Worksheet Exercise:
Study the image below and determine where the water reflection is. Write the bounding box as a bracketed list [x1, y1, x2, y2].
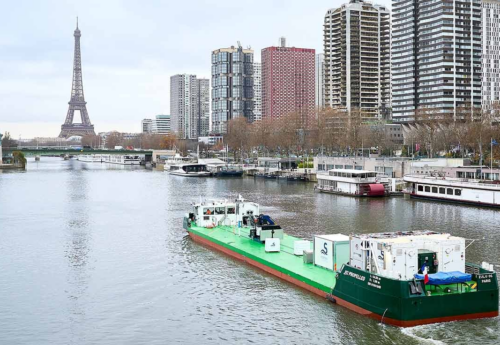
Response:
[64, 164, 92, 337]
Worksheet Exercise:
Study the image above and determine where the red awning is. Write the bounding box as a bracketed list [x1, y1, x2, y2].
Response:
[368, 184, 385, 196]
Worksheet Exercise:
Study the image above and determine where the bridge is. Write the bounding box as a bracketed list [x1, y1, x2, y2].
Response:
[2, 147, 153, 160]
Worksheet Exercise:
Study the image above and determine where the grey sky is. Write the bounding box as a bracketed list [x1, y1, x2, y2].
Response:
[0, 0, 391, 138]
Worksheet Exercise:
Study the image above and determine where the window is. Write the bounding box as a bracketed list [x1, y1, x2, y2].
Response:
[447, 188, 453, 195]
[203, 208, 215, 215]
[425, 186, 430, 192]
[432, 187, 438, 193]
[439, 187, 445, 194]
[215, 207, 225, 215]
[418, 185, 423, 192]
[227, 207, 235, 214]
[455, 189, 462, 196]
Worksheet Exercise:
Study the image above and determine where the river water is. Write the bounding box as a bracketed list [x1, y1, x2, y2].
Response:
[0, 157, 499, 345]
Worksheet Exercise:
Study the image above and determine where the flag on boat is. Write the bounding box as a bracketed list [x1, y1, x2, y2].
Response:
[424, 267, 429, 285]
[492, 139, 498, 146]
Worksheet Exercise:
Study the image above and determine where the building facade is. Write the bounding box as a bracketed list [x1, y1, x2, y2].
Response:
[141, 119, 153, 133]
[152, 115, 171, 135]
[482, 0, 500, 109]
[197, 78, 210, 137]
[315, 53, 325, 109]
[170, 74, 209, 139]
[323, 0, 390, 119]
[253, 62, 262, 121]
[211, 45, 254, 134]
[392, 0, 482, 122]
[261, 39, 316, 127]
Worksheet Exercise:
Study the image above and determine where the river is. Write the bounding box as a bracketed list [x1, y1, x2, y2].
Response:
[0, 157, 499, 344]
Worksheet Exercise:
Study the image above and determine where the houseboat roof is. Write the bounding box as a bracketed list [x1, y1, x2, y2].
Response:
[328, 169, 377, 174]
[351, 230, 463, 243]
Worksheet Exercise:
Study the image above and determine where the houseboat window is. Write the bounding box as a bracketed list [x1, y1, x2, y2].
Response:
[335, 165, 343, 169]
[439, 187, 445, 194]
[341, 172, 347, 177]
[425, 186, 430, 192]
[203, 208, 215, 215]
[432, 187, 438, 193]
[447, 188, 453, 195]
[345, 165, 353, 169]
[227, 207, 235, 214]
[455, 189, 462, 196]
[418, 185, 423, 192]
[215, 207, 225, 215]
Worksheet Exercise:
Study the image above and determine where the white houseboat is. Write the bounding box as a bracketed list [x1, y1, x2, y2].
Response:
[316, 169, 389, 197]
[168, 163, 211, 177]
[77, 154, 103, 163]
[404, 175, 500, 207]
[102, 155, 142, 165]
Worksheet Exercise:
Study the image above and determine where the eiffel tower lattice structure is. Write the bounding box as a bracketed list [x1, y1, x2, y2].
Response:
[59, 18, 96, 138]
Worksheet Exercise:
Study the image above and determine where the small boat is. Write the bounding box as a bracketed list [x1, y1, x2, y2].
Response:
[214, 167, 244, 177]
[168, 163, 211, 177]
[316, 169, 389, 196]
[404, 174, 500, 208]
[255, 173, 277, 179]
[184, 197, 498, 327]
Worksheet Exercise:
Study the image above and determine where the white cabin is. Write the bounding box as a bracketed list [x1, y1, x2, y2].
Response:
[190, 197, 260, 228]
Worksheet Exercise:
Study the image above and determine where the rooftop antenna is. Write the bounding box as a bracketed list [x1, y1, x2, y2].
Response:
[279, 36, 286, 47]
[76, 16, 79, 29]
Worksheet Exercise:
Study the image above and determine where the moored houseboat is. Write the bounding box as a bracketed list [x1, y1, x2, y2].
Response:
[403, 175, 500, 208]
[183, 197, 498, 327]
[316, 169, 389, 196]
[102, 155, 142, 165]
[168, 163, 211, 177]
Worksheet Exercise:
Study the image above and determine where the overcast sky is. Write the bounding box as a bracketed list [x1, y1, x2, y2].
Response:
[0, 0, 391, 138]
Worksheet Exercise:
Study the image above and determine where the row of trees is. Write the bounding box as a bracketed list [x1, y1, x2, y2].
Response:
[223, 106, 500, 163]
[81, 132, 179, 150]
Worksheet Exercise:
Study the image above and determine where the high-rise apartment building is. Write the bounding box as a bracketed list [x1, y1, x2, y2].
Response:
[253, 62, 262, 121]
[152, 114, 171, 134]
[482, 0, 500, 108]
[261, 39, 315, 126]
[141, 118, 153, 133]
[170, 74, 209, 139]
[315, 53, 325, 109]
[392, 0, 482, 121]
[324, 0, 390, 119]
[197, 79, 210, 136]
[211, 45, 254, 134]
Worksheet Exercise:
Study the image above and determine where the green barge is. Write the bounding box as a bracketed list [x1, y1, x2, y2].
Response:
[183, 197, 499, 327]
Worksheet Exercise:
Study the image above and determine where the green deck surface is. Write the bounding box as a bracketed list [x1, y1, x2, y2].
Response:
[189, 224, 336, 293]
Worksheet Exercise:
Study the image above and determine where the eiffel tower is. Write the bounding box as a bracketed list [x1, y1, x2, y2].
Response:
[59, 18, 96, 138]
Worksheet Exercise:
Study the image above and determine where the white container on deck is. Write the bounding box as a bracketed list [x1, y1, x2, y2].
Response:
[294, 240, 311, 256]
[265, 238, 280, 252]
[313, 234, 350, 271]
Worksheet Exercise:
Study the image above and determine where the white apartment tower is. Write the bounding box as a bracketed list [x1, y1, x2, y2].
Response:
[315, 53, 325, 109]
[253, 62, 262, 121]
[170, 74, 209, 139]
[482, 0, 500, 109]
[323, 0, 391, 119]
[392, 0, 482, 121]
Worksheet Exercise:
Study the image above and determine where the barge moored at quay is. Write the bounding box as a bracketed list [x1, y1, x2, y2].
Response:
[183, 197, 499, 327]
[316, 169, 389, 196]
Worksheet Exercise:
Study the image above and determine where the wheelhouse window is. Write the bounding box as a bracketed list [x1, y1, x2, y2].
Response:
[215, 207, 225, 215]
[455, 189, 462, 196]
[227, 207, 235, 214]
[425, 186, 430, 192]
[203, 208, 215, 215]
[418, 185, 423, 192]
[447, 188, 453, 195]
[439, 187, 445, 194]
[432, 187, 438, 193]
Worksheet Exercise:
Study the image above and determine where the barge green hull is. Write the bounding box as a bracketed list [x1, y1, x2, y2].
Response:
[185, 221, 499, 327]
